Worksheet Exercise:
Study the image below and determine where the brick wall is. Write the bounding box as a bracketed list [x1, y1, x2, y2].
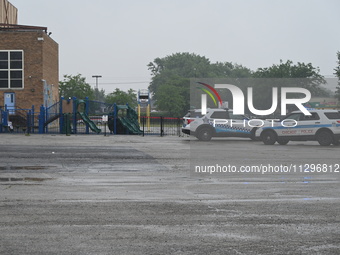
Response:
[0, 30, 59, 109]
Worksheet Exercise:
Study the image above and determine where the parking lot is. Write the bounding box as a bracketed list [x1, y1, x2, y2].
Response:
[0, 134, 339, 254]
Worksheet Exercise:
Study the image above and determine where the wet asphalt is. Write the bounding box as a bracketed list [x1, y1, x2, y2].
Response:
[0, 134, 339, 255]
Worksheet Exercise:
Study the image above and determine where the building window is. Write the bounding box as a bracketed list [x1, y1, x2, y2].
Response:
[0, 50, 24, 89]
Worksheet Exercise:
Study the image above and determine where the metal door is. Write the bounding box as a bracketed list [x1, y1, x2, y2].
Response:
[4, 92, 15, 114]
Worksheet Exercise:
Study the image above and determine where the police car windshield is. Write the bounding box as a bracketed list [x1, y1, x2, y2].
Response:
[185, 111, 205, 118]
[229, 112, 248, 120]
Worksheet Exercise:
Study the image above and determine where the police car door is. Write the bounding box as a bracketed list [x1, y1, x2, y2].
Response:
[279, 112, 319, 137]
[210, 110, 229, 134]
[278, 113, 302, 137]
[297, 112, 320, 136]
[228, 112, 251, 136]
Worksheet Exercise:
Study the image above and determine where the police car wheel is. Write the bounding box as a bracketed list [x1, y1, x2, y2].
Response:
[317, 131, 333, 146]
[277, 138, 289, 145]
[250, 128, 258, 141]
[197, 127, 213, 141]
[261, 130, 276, 145]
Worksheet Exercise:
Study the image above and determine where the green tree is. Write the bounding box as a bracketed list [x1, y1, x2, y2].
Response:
[335, 51, 340, 102]
[211, 62, 252, 78]
[105, 88, 137, 108]
[249, 60, 331, 114]
[59, 74, 94, 100]
[253, 59, 328, 96]
[148, 52, 252, 116]
[156, 85, 186, 117]
[153, 76, 188, 117]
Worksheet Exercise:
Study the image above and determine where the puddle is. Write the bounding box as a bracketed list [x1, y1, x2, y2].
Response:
[0, 177, 52, 182]
[0, 166, 52, 171]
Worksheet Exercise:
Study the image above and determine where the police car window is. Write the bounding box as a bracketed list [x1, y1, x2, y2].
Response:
[186, 111, 204, 118]
[285, 113, 302, 121]
[210, 111, 228, 119]
[324, 112, 340, 119]
[300, 113, 320, 121]
[229, 112, 247, 120]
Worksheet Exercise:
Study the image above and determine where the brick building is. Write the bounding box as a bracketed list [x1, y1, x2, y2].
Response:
[0, 27, 59, 110]
[0, 0, 59, 113]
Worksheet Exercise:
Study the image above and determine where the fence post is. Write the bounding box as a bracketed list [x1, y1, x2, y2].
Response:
[59, 114, 63, 134]
[85, 97, 89, 134]
[59, 97, 64, 133]
[38, 105, 44, 134]
[0, 109, 3, 133]
[27, 110, 31, 135]
[160, 116, 164, 137]
[65, 113, 71, 136]
[4, 104, 8, 132]
[142, 116, 145, 137]
[72, 97, 77, 134]
[3, 109, 8, 127]
[113, 103, 117, 135]
[30, 105, 34, 133]
[126, 103, 130, 135]
[45, 106, 49, 133]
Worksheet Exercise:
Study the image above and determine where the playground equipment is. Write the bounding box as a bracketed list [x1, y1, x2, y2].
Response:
[108, 104, 142, 134]
[0, 96, 143, 135]
[76, 99, 101, 134]
[1, 98, 183, 136]
[45, 98, 141, 135]
[40, 97, 104, 135]
[137, 89, 150, 131]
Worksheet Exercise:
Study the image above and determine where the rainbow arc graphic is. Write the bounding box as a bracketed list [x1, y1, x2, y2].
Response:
[196, 82, 223, 107]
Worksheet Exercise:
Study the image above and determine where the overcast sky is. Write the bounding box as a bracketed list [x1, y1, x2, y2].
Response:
[10, 0, 340, 93]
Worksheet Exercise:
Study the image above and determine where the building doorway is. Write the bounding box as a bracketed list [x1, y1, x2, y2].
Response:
[4, 92, 15, 114]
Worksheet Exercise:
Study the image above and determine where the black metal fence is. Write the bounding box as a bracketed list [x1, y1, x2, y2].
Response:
[0, 107, 39, 134]
[139, 116, 184, 136]
[1, 99, 187, 136]
[67, 116, 185, 136]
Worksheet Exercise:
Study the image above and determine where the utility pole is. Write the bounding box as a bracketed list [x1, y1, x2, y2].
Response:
[92, 75, 102, 100]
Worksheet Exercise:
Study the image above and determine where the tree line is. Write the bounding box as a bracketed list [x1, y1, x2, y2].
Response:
[148, 52, 340, 117]
[59, 51, 340, 117]
[59, 74, 137, 108]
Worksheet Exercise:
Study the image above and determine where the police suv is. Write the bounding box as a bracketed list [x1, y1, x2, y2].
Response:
[182, 108, 259, 141]
[256, 109, 340, 146]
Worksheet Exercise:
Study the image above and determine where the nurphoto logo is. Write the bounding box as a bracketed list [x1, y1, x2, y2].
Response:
[199, 83, 311, 116]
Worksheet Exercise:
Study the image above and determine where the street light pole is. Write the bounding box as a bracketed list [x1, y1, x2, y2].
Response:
[92, 75, 102, 100]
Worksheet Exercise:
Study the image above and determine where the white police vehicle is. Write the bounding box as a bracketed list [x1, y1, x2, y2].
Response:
[256, 109, 340, 146]
[182, 108, 259, 141]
